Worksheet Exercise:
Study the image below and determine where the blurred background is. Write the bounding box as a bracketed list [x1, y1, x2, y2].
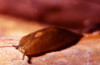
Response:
[0, 0, 100, 37]
[0, 14, 49, 37]
[0, 0, 100, 65]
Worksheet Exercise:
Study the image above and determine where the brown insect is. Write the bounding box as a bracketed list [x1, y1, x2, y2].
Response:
[0, 26, 83, 63]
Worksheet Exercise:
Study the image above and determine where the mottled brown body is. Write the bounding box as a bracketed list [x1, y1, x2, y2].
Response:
[15, 27, 82, 57]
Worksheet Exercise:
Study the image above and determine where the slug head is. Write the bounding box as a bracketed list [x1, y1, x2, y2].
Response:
[12, 45, 26, 60]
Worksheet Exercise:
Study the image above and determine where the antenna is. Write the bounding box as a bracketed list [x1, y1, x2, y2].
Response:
[0, 45, 19, 49]
[0, 46, 13, 48]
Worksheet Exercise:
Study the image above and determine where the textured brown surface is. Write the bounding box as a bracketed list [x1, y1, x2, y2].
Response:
[0, 15, 100, 65]
[0, 30, 100, 65]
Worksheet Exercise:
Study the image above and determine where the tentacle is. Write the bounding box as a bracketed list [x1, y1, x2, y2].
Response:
[22, 52, 26, 60]
[12, 45, 19, 49]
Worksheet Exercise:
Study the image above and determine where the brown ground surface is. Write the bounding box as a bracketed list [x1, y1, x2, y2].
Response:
[0, 14, 100, 65]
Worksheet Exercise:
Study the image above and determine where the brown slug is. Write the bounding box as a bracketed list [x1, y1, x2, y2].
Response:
[0, 26, 83, 63]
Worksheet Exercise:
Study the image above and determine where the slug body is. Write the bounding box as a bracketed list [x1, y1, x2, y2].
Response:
[14, 27, 82, 59]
